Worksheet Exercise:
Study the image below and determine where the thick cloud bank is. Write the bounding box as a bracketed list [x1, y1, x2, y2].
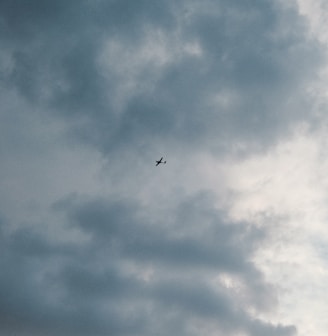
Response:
[0, 0, 326, 335]
[0, 194, 296, 336]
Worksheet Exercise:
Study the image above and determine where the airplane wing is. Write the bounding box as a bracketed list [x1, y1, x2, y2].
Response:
[156, 157, 163, 166]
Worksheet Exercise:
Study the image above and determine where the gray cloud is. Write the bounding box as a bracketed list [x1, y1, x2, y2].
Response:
[0, 195, 295, 335]
[0, 0, 322, 335]
[0, 0, 322, 155]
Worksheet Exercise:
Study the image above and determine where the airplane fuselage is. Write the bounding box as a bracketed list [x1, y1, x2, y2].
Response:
[156, 157, 166, 166]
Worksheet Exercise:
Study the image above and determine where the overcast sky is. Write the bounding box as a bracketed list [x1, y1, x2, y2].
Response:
[1, 0, 328, 335]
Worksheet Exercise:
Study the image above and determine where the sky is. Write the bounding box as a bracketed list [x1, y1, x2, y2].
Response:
[1, 0, 328, 335]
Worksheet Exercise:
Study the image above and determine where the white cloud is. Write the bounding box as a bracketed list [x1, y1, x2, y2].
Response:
[295, 0, 328, 43]
[221, 125, 328, 336]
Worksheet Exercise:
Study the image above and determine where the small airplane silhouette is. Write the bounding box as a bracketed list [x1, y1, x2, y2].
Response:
[156, 157, 166, 166]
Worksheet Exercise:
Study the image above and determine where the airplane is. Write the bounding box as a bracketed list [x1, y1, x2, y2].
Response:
[156, 157, 166, 166]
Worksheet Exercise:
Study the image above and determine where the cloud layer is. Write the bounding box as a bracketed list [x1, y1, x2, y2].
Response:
[0, 193, 297, 336]
[1, 0, 327, 335]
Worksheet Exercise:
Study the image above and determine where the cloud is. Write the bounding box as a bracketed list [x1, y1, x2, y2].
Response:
[0, 0, 323, 155]
[225, 126, 328, 336]
[0, 0, 327, 335]
[0, 194, 297, 336]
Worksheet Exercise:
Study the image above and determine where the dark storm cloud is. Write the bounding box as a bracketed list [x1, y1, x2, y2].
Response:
[0, 0, 320, 335]
[65, 195, 250, 272]
[0, 195, 297, 335]
[0, 0, 322, 155]
[0, 213, 143, 336]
